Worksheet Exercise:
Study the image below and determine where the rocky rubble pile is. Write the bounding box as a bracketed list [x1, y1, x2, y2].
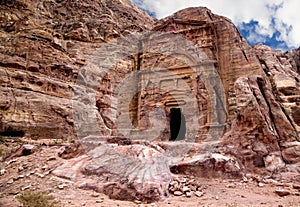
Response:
[168, 176, 206, 198]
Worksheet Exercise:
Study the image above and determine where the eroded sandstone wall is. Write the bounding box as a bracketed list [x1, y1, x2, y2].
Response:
[222, 45, 300, 172]
[0, 0, 154, 139]
[1, 2, 300, 173]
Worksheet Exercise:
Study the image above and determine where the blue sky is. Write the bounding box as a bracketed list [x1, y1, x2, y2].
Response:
[239, 20, 291, 51]
[131, 0, 300, 51]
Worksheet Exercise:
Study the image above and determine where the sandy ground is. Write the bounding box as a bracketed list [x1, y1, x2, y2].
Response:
[0, 138, 300, 207]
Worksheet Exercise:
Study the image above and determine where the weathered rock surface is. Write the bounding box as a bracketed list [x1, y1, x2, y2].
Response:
[255, 45, 300, 164]
[152, 7, 263, 92]
[53, 140, 172, 202]
[53, 138, 240, 202]
[170, 153, 242, 178]
[113, 7, 263, 141]
[222, 44, 300, 174]
[254, 45, 300, 137]
[275, 189, 291, 197]
[286, 47, 300, 74]
[0, 0, 154, 140]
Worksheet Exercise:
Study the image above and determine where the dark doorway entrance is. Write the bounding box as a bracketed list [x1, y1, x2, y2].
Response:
[169, 108, 186, 141]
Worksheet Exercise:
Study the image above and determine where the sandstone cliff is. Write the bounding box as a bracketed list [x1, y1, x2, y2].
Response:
[1, 0, 300, 180]
[0, 0, 154, 139]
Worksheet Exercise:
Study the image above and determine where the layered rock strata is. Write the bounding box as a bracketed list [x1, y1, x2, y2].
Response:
[0, 0, 154, 139]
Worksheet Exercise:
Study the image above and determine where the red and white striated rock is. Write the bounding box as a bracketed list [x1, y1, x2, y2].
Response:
[53, 140, 172, 202]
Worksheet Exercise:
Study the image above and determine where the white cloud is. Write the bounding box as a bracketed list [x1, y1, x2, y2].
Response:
[131, 0, 300, 49]
[247, 32, 267, 45]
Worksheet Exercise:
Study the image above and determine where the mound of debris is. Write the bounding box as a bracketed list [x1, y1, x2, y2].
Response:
[168, 176, 206, 198]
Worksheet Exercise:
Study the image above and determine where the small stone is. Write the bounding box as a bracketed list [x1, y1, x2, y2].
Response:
[35, 173, 45, 178]
[18, 175, 25, 179]
[58, 184, 65, 190]
[265, 179, 278, 185]
[169, 180, 178, 186]
[91, 192, 100, 197]
[179, 178, 187, 183]
[188, 185, 197, 191]
[275, 183, 284, 187]
[226, 183, 236, 188]
[20, 144, 36, 156]
[185, 191, 192, 197]
[252, 175, 261, 182]
[275, 189, 291, 197]
[50, 177, 57, 181]
[0, 169, 6, 175]
[42, 165, 48, 170]
[9, 190, 20, 195]
[195, 191, 204, 197]
[174, 191, 183, 196]
[181, 186, 190, 192]
[134, 200, 142, 204]
[197, 186, 204, 191]
[22, 163, 29, 169]
[215, 196, 219, 200]
[187, 179, 195, 185]
[18, 166, 24, 172]
[22, 185, 31, 191]
[258, 182, 264, 187]
[7, 179, 14, 184]
[284, 183, 292, 188]
[6, 159, 18, 165]
[242, 176, 248, 183]
[96, 200, 103, 203]
[260, 202, 267, 205]
[47, 156, 57, 161]
[293, 184, 300, 189]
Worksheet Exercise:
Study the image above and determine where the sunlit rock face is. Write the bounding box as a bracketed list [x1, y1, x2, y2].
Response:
[53, 138, 172, 203]
[221, 44, 300, 172]
[254, 45, 300, 163]
[90, 7, 265, 143]
[136, 7, 263, 142]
